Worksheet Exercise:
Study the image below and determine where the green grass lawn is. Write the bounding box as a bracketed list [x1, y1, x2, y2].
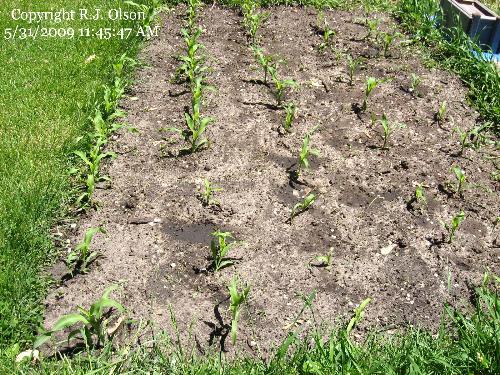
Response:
[0, 0, 145, 359]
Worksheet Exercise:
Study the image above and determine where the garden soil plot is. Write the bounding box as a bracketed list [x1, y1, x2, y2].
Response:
[45, 5, 499, 355]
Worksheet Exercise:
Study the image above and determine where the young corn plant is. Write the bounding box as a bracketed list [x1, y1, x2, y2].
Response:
[251, 45, 275, 84]
[440, 210, 466, 243]
[298, 126, 320, 175]
[34, 285, 124, 349]
[178, 27, 206, 84]
[185, 0, 201, 30]
[365, 18, 380, 41]
[102, 78, 126, 120]
[379, 31, 397, 57]
[361, 77, 382, 112]
[74, 141, 116, 208]
[66, 227, 105, 275]
[210, 230, 237, 272]
[169, 77, 213, 153]
[409, 73, 421, 96]
[316, 11, 336, 52]
[312, 248, 333, 271]
[228, 277, 250, 345]
[453, 126, 487, 155]
[198, 179, 222, 207]
[283, 102, 297, 133]
[243, 6, 268, 45]
[451, 166, 467, 197]
[379, 114, 405, 149]
[291, 192, 317, 223]
[269, 66, 298, 105]
[415, 183, 427, 206]
[436, 101, 447, 124]
[346, 55, 362, 86]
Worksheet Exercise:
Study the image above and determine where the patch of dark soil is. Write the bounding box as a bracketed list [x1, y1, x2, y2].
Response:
[43, 4, 499, 359]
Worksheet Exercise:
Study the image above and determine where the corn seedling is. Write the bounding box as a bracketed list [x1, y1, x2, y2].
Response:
[178, 27, 206, 84]
[346, 298, 371, 338]
[409, 73, 421, 96]
[269, 66, 298, 105]
[186, 0, 201, 30]
[199, 179, 222, 206]
[243, 7, 268, 45]
[365, 19, 380, 41]
[228, 277, 250, 344]
[312, 248, 333, 270]
[283, 102, 297, 133]
[291, 193, 317, 223]
[362, 77, 382, 112]
[251, 45, 275, 84]
[316, 11, 335, 52]
[211, 230, 237, 272]
[379, 114, 405, 149]
[415, 184, 427, 206]
[379, 31, 397, 57]
[34, 285, 124, 349]
[346, 55, 362, 86]
[440, 210, 466, 243]
[298, 126, 320, 175]
[436, 101, 447, 124]
[451, 166, 467, 196]
[66, 227, 105, 274]
[169, 77, 213, 153]
[74, 141, 116, 207]
[102, 78, 126, 120]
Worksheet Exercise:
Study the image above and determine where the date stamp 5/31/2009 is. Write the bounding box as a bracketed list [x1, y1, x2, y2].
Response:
[5, 8, 160, 40]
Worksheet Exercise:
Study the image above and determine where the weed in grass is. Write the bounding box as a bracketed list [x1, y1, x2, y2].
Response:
[291, 193, 317, 223]
[409, 73, 422, 96]
[362, 77, 382, 112]
[346, 54, 363, 86]
[298, 126, 320, 175]
[198, 179, 222, 207]
[66, 227, 105, 275]
[211, 230, 238, 272]
[228, 277, 250, 344]
[440, 210, 466, 243]
[124, 0, 167, 28]
[436, 101, 447, 124]
[34, 285, 124, 350]
[379, 113, 405, 149]
[283, 102, 297, 133]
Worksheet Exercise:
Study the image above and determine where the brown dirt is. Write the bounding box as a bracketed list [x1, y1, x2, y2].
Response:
[44, 5, 500, 356]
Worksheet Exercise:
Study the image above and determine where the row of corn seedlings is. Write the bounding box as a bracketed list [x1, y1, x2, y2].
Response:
[30, 4, 171, 354]
[169, 0, 214, 153]
[240, 0, 299, 133]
